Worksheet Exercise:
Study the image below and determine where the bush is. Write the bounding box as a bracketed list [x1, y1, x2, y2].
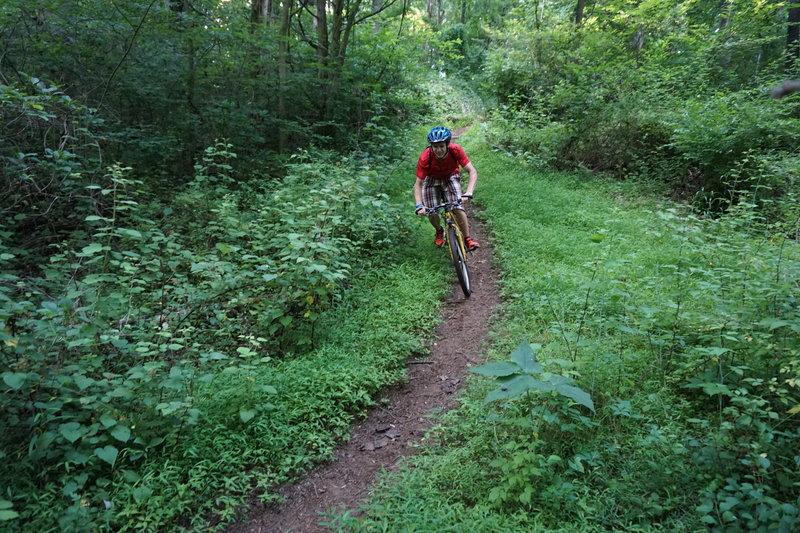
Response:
[0, 138, 411, 530]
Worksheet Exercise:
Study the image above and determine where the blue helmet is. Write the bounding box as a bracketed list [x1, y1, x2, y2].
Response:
[427, 126, 452, 144]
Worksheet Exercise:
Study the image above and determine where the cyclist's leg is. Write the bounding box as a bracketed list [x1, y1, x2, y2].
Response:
[453, 209, 469, 238]
[422, 177, 444, 231]
[444, 174, 470, 238]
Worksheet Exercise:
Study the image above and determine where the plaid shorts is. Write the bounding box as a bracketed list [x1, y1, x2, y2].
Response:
[421, 174, 464, 210]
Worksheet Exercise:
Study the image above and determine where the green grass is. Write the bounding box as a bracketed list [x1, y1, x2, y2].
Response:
[104, 262, 450, 531]
[333, 134, 800, 531]
[5, 136, 455, 532]
[97, 146, 458, 530]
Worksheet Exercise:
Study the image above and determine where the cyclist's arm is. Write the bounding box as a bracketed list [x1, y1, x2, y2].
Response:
[413, 177, 426, 216]
[462, 162, 477, 201]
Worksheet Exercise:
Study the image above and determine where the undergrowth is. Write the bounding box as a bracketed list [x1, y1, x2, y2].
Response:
[0, 130, 451, 530]
[333, 134, 800, 532]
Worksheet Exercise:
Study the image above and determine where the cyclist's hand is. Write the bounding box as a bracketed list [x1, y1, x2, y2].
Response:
[461, 195, 472, 205]
[415, 205, 427, 216]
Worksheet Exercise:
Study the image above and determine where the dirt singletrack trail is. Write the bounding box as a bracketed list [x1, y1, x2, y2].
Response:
[227, 214, 502, 533]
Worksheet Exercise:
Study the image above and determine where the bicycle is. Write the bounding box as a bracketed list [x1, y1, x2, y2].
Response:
[426, 201, 472, 298]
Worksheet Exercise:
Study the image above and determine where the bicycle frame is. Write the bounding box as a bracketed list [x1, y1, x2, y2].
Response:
[426, 201, 467, 255]
[426, 201, 472, 298]
[442, 211, 468, 261]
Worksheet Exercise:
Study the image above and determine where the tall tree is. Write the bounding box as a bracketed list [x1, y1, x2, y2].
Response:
[251, 0, 276, 24]
[787, 5, 800, 71]
[278, 0, 293, 153]
[575, 0, 586, 26]
[295, 0, 400, 123]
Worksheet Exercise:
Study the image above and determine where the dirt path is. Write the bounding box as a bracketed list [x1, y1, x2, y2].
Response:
[227, 213, 502, 533]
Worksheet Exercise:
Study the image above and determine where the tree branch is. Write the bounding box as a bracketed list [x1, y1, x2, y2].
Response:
[97, 0, 159, 107]
[354, 0, 400, 25]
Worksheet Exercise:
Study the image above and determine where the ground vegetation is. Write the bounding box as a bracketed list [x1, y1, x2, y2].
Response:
[2, 0, 799, 531]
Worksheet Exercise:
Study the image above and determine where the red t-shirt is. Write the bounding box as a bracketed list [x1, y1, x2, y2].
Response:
[416, 143, 471, 179]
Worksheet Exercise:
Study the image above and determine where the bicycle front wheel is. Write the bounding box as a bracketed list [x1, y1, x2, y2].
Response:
[447, 226, 472, 298]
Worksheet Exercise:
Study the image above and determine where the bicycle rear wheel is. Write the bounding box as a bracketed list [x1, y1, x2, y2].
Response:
[447, 226, 472, 298]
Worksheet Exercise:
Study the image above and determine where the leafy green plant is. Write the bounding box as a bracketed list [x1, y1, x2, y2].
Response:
[469, 342, 597, 510]
[471, 342, 595, 412]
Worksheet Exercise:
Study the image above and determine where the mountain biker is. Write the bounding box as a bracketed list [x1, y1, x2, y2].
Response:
[413, 126, 479, 250]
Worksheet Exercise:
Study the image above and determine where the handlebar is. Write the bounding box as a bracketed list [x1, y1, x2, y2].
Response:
[424, 200, 462, 215]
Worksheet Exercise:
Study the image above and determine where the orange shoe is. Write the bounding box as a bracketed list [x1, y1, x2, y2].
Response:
[465, 236, 480, 250]
[434, 228, 445, 246]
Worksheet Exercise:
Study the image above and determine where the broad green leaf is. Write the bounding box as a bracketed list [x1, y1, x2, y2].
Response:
[0, 500, 13, 509]
[484, 375, 552, 403]
[100, 414, 118, 428]
[2, 372, 26, 390]
[237, 347, 257, 358]
[569, 458, 585, 472]
[110, 425, 131, 443]
[122, 470, 141, 483]
[67, 338, 92, 348]
[510, 342, 542, 374]
[94, 445, 118, 466]
[133, 486, 152, 503]
[73, 374, 94, 391]
[0, 510, 19, 521]
[65, 448, 90, 465]
[555, 384, 595, 411]
[59, 422, 84, 443]
[758, 317, 790, 331]
[617, 325, 646, 335]
[697, 502, 714, 514]
[34, 431, 56, 453]
[702, 382, 733, 397]
[81, 243, 104, 255]
[239, 408, 257, 423]
[470, 361, 520, 377]
[118, 228, 142, 238]
[699, 346, 730, 357]
[546, 374, 575, 387]
[108, 387, 133, 398]
[216, 243, 234, 255]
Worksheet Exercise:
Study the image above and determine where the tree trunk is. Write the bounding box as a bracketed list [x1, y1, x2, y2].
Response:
[250, 0, 275, 25]
[427, 0, 443, 28]
[316, 0, 330, 80]
[718, 0, 731, 30]
[787, 6, 800, 72]
[575, 0, 585, 26]
[374, 0, 383, 34]
[278, 0, 293, 153]
[168, 0, 201, 174]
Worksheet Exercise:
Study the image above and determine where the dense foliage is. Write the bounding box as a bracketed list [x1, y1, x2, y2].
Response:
[2, 0, 800, 531]
[339, 138, 800, 533]
[483, 0, 800, 215]
[0, 1, 467, 528]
